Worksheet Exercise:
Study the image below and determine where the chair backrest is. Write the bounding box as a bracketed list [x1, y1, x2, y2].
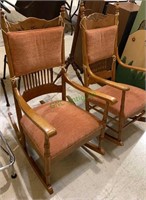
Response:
[1, 7, 65, 101]
[80, 3, 119, 83]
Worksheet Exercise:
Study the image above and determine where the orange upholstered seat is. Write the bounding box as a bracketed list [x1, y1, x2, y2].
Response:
[21, 101, 102, 159]
[89, 85, 146, 119]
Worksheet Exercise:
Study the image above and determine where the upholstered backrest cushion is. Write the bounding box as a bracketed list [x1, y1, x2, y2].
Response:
[85, 25, 117, 64]
[7, 26, 64, 76]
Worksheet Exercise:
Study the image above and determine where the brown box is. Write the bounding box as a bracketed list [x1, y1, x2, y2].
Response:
[106, 2, 139, 56]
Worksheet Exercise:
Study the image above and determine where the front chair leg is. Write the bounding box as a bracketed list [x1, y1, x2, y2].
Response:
[117, 117, 124, 146]
[44, 140, 53, 194]
[84, 141, 105, 155]
[97, 134, 105, 155]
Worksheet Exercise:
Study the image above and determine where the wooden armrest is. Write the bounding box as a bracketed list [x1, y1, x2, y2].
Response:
[85, 65, 130, 91]
[14, 88, 56, 138]
[116, 49, 146, 72]
[63, 72, 117, 105]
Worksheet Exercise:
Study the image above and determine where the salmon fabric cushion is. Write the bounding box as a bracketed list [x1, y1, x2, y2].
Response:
[7, 26, 64, 76]
[88, 85, 146, 119]
[20, 101, 102, 159]
[85, 25, 117, 64]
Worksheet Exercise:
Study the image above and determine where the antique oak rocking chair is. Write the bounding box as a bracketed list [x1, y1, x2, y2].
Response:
[1, 6, 116, 194]
[80, 2, 146, 145]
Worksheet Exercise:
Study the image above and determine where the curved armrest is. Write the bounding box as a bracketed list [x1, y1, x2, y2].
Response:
[116, 49, 146, 72]
[63, 72, 117, 105]
[85, 65, 130, 91]
[14, 88, 56, 138]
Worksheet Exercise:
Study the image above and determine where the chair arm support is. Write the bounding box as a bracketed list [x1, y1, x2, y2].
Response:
[63, 73, 117, 105]
[116, 49, 146, 72]
[14, 88, 57, 138]
[85, 65, 130, 91]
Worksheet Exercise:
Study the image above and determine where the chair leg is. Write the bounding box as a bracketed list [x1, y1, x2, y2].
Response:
[105, 118, 124, 146]
[117, 117, 124, 146]
[22, 149, 54, 194]
[3, 55, 7, 79]
[97, 134, 105, 155]
[84, 128, 105, 156]
[8, 113, 54, 193]
[1, 78, 10, 106]
[44, 140, 54, 194]
[1, 55, 10, 106]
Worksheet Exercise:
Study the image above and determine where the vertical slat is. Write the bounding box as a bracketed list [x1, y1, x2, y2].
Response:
[44, 69, 47, 84]
[47, 69, 50, 84]
[34, 72, 37, 87]
[40, 71, 42, 85]
[41, 70, 45, 85]
[37, 71, 41, 86]
[22, 76, 27, 91]
[31, 73, 35, 88]
[24, 75, 29, 90]
[28, 74, 32, 89]
[21, 68, 54, 92]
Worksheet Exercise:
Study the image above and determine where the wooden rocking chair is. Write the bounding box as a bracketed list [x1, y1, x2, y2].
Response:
[1, 6, 116, 194]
